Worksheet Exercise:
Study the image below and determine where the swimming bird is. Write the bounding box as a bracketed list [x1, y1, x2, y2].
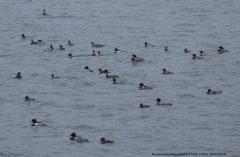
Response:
[184, 49, 190, 53]
[112, 78, 126, 84]
[97, 51, 102, 55]
[38, 40, 45, 44]
[156, 98, 172, 106]
[164, 46, 169, 52]
[139, 83, 153, 90]
[91, 42, 104, 48]
[206, 89, 222, 94]
[59, 45, 65, 50]
[68, 40, 74, 45]
[106, 73, 119, 78]
[21, 34, 32, 39]
[69, 133, 89, 142]
[30, 40, 39, 45]
[131, 54, 144, 62]
[100, 137, 114, 144]
[200, 51, 206, 56]
[30, 119, 47, 126]
[51, 74, 59, 78]
[84, 66, 93, 72]
[162, 68, 174, 74]
[43, 9, 47, 15]
[192, 54, 203, 59]
[114, 48, 124, 53]
[218, 46, 229, 52]
[44, 44, 53, 51]
[139, 103, 150, 108]
[144, 42, 155, 47]
[92, 50, 96, 56]
[12, 72, 22, 78]
[24, 96, 35, 101]
[99, 68, 110, 74]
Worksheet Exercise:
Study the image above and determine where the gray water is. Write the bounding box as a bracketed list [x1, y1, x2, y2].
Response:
[0, 0, 240, 157]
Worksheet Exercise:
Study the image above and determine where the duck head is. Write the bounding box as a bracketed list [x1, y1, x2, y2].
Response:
[70, 132, 76, 137]
[156, 98, 161, 102]
[30, 119, 37, 123]
[100, 137, 105, 142]
[25, 96, 29, 100]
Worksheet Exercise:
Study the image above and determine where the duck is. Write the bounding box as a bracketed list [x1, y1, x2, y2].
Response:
[207, 89, 222, 94]
[21, 34, 32, 39]
[162, 68, 174, 74]
[139, 103, 150, 108]
[38, 40, 45, 44]
[164, 46, 169, 52]
[51, 74, 59, 78]
[44, 44, 54, 51]
[91, 42, 104, 48]
[84, 66, 93, 72]
[184, 48, 190, 53]
[59, 45, 65, 50]
[114, 48, 124, 53]
[30, 119, 47, 126]
[68, 40, 74, 45]
[131, 54, 144, 62]
[69, 133, 89, 142]
[156, 98, 172, 106]
[200, 51, 206, 56]
[144, 42, 155, 47]
[43, 9, 47, 15]
[97, 51, 102, 55]
[99, 68, 110, 74]
[12, 72, 22, 78]
[192, 54, 203, 59]
[112, 78, 126, 84]
[218, 46, 229, 52]
[24, 96, 35, 101]
[92, 50, 96, 56]
[106, 73, 119, 78]
[139, 83, 153, 90]
[30, 40, 39, 45]
[100, 137, 114, 144]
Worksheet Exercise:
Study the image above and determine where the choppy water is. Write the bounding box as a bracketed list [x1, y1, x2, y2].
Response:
[0, 0, 240, 157]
